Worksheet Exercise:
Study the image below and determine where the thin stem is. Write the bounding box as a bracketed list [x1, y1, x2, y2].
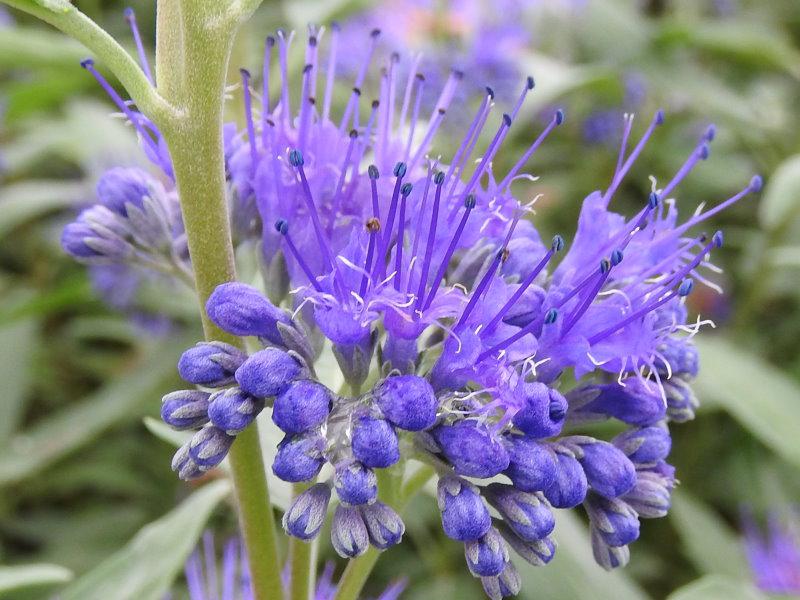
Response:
[0, 0, 174, 122]
[289, 484, 316, 600]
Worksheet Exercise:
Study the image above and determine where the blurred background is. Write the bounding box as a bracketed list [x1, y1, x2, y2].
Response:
[1, 0, 799, 598]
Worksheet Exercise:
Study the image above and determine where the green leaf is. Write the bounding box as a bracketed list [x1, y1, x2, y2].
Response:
[0, 180, 87, 238]
[0, 26, 85, 70]
[667, 575, 766, 600]
[0, 563, 73, 597]
[60, 480, 230, 600]
[694, 337, 800, 469]
[670, 491, 748, 579]
[0, 336, 190, 486]
[759, 155, 800, 232]
[143, 416, 191, 448]
[0, 317, 37, 445]
[517, 511, 650, 600]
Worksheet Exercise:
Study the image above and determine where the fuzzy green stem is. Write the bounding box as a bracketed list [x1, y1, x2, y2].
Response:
[155, 3, 279, 600]
[333, 464, 436, 600]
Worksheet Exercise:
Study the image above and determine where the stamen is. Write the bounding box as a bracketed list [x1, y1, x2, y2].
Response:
[80, 59, 159, 156]
[638, 233, 722, 300]
[498, 109, 564, 192]
[298, 64, 314, 151]
[368, 165, 381, 220]
[615, 114, 634, 176]
[398, 54, 422, 130]
[275, 219, 323, 292]
[123, 8, 154, 85]
[408, 164, 436, 293]
[360, 218, 381, 297]
[660, 136, 712, 200]
[340, 30, 380, 132]
[394, 181, 410, 290]
[261, 36, 275, 148]
[276, 30, 294, 128]
[240, 69, 258, 179]
[409, 107, 447, 171]
[404, 74, 425, 160]
[670, 176, 762, 238]
[422, 194, 477, 311]
[322, 22, 340, 122]
[330, 130, 359, 224]
[510, 75, 535, 120]
[476, 304, 558, 363]
[455, 214, 520, 329]
[415, 172, 445, 312]
[482, 234, 565, 334]
[444, 88, 495, 190]
[587, 278, 694, 345]
[559, 258, 617, 338]
[604, 109, 665, 205]
[373, 162, 407, 280]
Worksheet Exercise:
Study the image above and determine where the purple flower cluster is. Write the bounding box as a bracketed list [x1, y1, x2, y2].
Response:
[179, 531, 406, 600]
[65, 11, 761, 600]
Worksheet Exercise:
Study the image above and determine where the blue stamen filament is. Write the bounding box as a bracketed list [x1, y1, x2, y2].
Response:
[481, 234, 564, 335]
[422, 194, 476, 311]
[559, 257, 617, 338]
[240, 69, 259, 180]
[373, 163, 406, 280]
[360, 218, 380, 297]
[261, 36, 275, 149]
[275, 220, 322, 292]
[414, 172, 444, 313]
[123, 8, 154, 85]
[498, 109, 564, 192]
[394, 184, 409, 291]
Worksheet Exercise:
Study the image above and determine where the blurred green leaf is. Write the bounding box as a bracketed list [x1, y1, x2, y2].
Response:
[670, 491, 748, 579]
[0, 317, 37, 445]
[0, 563, 73, 597]
[0, 180, 87, 238]
[666, 575, 766, 600]
[694, 337, 800, 469]
[0, 26, 85, 70]
[60, 480, 230, 600]
[759, 154, 800, 232]
[656, 21, 800, 80]
[0, 336, 190, 486]
[143, 416, 191, 448]
[517, 511, 650, 600]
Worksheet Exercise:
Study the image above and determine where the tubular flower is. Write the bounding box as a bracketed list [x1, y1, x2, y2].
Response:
[69, 12, 760, 599]
[742, 510, 800, 595]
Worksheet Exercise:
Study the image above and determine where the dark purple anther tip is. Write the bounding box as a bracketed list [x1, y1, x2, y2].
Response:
[400, 183, 413, 197]
[611, 249, 624, 266]
[544, 308, 558, 324]
[80, 58, 95, 69]
[368, 165, 379, 179]
[275, 219, 289, 234]
[648, 192, 659, 209]
[551, 235, 565, 252]
[655, 109, 665, 125]
[289, 149, 304, 167]
[555, 109, 565, 125]
[393, 162, 407, 178]
[434, 171, 445, 185]
[678, 279, 694, 297]
[750, 175, 763, 192]
[600, 258, 611, 274]
[526, 76, 535, 90]
[464, 194, 477, 209]
[712, 231, 723, 248]
[503, 113, 512, 127]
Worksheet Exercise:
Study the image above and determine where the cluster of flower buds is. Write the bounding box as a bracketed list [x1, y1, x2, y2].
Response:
[61, 166, 191, 283]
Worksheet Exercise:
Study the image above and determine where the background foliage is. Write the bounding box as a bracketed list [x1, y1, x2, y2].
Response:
[1, 0, 799, 598]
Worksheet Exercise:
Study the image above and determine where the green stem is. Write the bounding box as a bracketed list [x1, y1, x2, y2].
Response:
[289, 483, 316, 600]
[333, 465, 436, 600]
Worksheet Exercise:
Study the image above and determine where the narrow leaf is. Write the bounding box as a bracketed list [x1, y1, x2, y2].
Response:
[0, 563, 73, 596]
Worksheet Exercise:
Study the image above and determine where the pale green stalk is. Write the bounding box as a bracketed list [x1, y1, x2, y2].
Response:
[0, 2, 286, 598]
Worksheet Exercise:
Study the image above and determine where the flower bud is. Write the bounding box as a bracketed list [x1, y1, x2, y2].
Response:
[235, 348, 302, 398]
[512, 382, 567, 439]
[171, 441, 203, 480]
[360, 501, 405, 549]
[575, 378, 666, 426]
[437, 476, 492, 542]
[282, 482, 331, 540]
[272, 379, 333, 435]
[374, 374, 438, 431]
[334, 460, 378, 506]
[433, 420, 510, 478]
[160, 390, 211, 430]
[351, 415, 400, 469]
[206, 282, 291, 344]
[623, 471, 673, 518]
[497, 523, 556, 566]
[465, 527, 509, 577]
[61, 206, 130, 262]
[591, 527, 630, 570]
[484, 483, 555, 542]
[272, 433, 326, 482]
[188, 425, 235, 469]
[331, 505, 370, 558]
[501, 284, 545, 328]
[565, 437, 636, 498]
[207, 388, 265, 435]
[542, 449, 588, 509]
[481, 562, 521, 600]
[502, 435, 556, 492]
[585, 494, 640, 547]
[96, 167, 154, 216]
[655, 338, 698, 378]
[664, 377, 699, 422]
[612, 426, 671, 465]
[177, 342, 247, 387]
